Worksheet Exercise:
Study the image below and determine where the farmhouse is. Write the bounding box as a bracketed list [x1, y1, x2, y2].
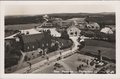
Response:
[86, 22, 100, 30]
[67, 25, 81, 37]
[100, 27, 113, 34]
[36, 28, 61, 37]
[68, 18, 87, 30]
[52, 18, 63, 26]
[19, 33, 44, 52]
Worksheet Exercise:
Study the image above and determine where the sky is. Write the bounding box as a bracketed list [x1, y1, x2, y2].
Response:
[5, 4, 115, 16]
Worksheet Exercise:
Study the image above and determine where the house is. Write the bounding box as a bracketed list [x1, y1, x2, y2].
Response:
[67, 25, 81, 37]
[42, 22, 53, 27]
[35, 28, 61, 37]
[19, 33, 44, 52]
[100, 27, 114, 34]
[52, 19, 72, 28]
[52, 20, 62, 27]
[61, 20, 73, 28]
[86, 22, 100, 30]
[68, 18, 87, 30]
[68, 18, 86, 24]
[105, 25, 115, 32]
[52, 18, 63, 26]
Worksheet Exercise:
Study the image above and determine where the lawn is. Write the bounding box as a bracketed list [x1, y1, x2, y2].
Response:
[85, 39, 115, 48]
[80, 39, 115, 60]
[63, 54, 94, 73]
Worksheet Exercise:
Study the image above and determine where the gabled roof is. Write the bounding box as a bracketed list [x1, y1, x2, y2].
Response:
[100, 27, 113, 34]
[67, 25, 80, 31]
[68, 18, 85, 22]
[87, 22, 100, 27]
[21, 33, 44, 44]
[20, 28, 41, 35]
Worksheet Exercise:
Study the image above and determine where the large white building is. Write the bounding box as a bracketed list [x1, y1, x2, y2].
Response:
[100, 27, 113, 34]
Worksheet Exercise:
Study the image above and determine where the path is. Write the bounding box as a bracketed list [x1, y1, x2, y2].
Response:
[17, 50, 26, 69]
[13, 36, 79, 73]
[5, 32, 20, 39]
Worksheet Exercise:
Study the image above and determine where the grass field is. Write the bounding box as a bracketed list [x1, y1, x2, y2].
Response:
[5, 23, 41, 30]
[85, 39, 115, 48]
[80, 39, 115, 60]
[63, 54, 94, 72]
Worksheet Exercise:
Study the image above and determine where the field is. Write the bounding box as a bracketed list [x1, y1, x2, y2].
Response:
[5, 23, 41, 30]
[85, 39, 115, 48]
[80, 39, 115, 60]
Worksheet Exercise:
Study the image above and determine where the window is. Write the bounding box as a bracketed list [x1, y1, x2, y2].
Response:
[27, 46, 29, 49]
[75, 32, 77, 35]
[91, 26, 94, 28]
[70, 32, 73, 35]
[32, 45, 34, 48]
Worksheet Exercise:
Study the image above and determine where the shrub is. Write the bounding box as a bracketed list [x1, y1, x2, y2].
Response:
[61, 30, 69, 39]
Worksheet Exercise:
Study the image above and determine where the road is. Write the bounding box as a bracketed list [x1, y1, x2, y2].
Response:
[13, 36, 79, 73]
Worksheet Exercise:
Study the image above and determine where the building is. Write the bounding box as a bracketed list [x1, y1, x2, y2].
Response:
[86, 22, 100, 30]
[105, 25, 115, 32]
[42, 22, 53, 27]
[67, 25, 81, 37]
[68, 18, 87, 30]
[52, 18, 63, 26]
[20, 28, 41, 35]
[36, 28, 61, 37]
[100, 27, 114, 34]
[19, 33, 44, 52]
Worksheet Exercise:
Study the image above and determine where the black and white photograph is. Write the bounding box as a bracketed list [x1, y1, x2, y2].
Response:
[0, 1, 120, 79]
[4, 2, 116, 74]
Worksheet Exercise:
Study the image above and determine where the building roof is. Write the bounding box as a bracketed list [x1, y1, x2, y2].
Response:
[20, 28, 41, 35]
[100, 27, 113, 34]
[67, 25, 80, 31]
[68, 18, 85, 22]
[87, 22, 100, 27]
[21, 33, 44, 44]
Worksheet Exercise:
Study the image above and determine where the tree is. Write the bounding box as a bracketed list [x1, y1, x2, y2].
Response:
[61, 30, 69, 39]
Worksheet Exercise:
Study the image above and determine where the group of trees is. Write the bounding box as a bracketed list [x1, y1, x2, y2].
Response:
[60, 30, 69, 39]
[80, 30, 115, 42]
[39, 30, 61, 53]
[5, 39, 22, 68]
[5, 16, 44, 25]
[5, 30, 20, 37]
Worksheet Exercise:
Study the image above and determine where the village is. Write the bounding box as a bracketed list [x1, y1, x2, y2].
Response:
[5, 14, 116, 74]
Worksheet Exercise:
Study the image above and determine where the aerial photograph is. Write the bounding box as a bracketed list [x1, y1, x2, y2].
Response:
[5, 4, 116, 74]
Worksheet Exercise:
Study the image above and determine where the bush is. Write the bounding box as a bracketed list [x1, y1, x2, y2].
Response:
[81, 30, 95, 38]
[5, 57, 19, 68]
[107, 34, 115, 42]
[61, 30, 69, 39]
